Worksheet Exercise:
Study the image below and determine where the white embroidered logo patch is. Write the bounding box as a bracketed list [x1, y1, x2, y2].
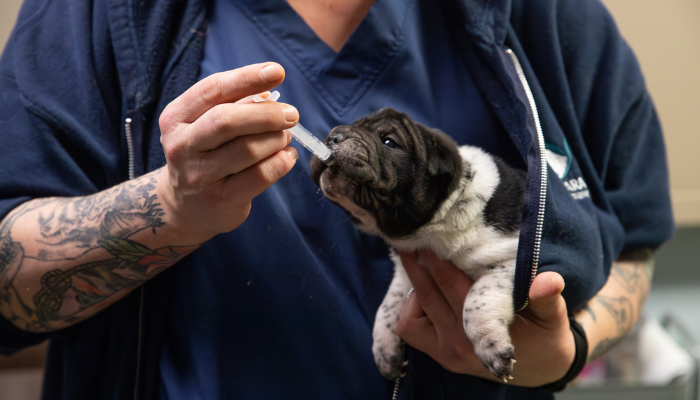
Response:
[545, 143, 589, 201]
[563, 177, 590, 200]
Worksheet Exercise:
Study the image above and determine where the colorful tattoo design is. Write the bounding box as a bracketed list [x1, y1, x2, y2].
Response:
[0, 173, 197, 331]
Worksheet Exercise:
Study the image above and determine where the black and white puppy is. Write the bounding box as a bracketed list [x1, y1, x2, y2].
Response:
[310, 108, 526, 382]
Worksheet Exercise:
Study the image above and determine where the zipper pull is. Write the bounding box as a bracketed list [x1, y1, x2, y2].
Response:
[125, 117, 135, 180]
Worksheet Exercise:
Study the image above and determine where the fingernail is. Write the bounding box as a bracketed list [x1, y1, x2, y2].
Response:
[287, 132, 292, 144]
[285, 147, 299, 160]
[260, 64, 283, 82]
[282, 105, 299, 123]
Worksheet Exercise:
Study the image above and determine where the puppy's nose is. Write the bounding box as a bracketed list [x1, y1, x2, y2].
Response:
[328, 133, 345, 145]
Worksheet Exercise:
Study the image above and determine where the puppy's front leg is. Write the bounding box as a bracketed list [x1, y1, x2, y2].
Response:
[372, 252, 411, 380]
[462, 261, 516, 381]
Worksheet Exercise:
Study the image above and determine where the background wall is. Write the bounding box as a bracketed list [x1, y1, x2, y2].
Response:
[0, 0, 22, 54]
[601, 0, 700, 227]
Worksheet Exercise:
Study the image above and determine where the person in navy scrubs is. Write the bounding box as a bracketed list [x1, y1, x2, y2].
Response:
[0, 0, 673, 398]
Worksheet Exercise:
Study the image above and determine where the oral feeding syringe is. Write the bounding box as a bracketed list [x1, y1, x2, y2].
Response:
[250, 91, 335, 166]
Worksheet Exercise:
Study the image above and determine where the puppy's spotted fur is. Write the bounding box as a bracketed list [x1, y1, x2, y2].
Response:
[310, 108, 526, 381]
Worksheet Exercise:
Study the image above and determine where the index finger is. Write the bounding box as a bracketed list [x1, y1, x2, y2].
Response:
[418, 250, 474, 317]
[161, 63, 285, 129]
[400, 251, 457, 329]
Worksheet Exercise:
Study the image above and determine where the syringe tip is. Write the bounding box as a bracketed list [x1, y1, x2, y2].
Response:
[322, 154, 335, 166]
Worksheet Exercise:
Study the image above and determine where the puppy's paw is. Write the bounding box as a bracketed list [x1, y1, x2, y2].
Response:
[476, 340, 516, 382]
[372, 327, 406, 380]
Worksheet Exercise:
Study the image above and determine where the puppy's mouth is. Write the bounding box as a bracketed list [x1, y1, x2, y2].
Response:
[310, 131, 388, 232]
[317, 165, 357, 203]
[318, 166, 386, 232]
[312, 129, 381, 199]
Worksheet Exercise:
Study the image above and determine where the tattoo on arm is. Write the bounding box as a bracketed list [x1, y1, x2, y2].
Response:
[588, 337, 621, 362]
[581, 304, 596, 322]
[588, 294, 634, 361]
[585, 252, 654, 362]
[0, 173, 197, 331]
[611, 263, 640, 293]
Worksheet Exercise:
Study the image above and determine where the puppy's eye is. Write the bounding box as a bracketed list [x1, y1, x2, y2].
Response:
[383, 138, 399, 149]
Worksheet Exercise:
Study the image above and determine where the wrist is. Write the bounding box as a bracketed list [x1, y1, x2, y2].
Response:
[153, 167, 219, 243]
[535, 317, 588, 392]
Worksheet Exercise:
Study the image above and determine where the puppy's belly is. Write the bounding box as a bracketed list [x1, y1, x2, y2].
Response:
[448, 236, 520, 277]
[390, 224, 520, 276]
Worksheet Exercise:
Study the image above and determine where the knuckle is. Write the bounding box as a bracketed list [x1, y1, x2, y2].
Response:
[434, 272, 457, 289]
[232, 132, 287, 162]
[207, 105, 229, 132]
[163, 133, 192, 165]
[224, 136, 257, 165]
[414, 286, 437, 305]
[271, 130, 289, 150]
[163, 142, 183, 164]
[237, 136, 259, 159]
[256, 154, 290, 184]
[186, 172, 205, 193]
[256, 158, 283, 183]
[159, 109, 172, 131]
[395, 319, 413, 339]
[159, 105, 185, 135]
[200, 73, 225, 104]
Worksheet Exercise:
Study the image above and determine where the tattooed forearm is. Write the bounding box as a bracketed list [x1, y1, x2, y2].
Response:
[595, 295, 634, 337]
[31, 239, 196, 328]
[581, 304, 596, 322]
[32, 174, 165, 259]
[0, 171, 197, 332]
[584, 294, 634, 362]
[611, 263, 639, 293]
[588, 337, 622, 362]
[576, 249, 654, 363]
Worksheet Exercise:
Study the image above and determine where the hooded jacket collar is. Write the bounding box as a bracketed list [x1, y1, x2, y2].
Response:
[107, 0, 511, 113]
[107, 0, 209, 113]
[451, 0, 512, 47]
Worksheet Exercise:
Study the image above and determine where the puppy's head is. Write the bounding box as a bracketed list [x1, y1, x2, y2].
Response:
[310, 108, 463, 239]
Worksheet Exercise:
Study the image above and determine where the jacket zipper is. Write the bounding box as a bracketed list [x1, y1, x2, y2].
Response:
[505, 49, 548, 312]
[391, 288, 414, 400]
[391, 342, 406, 400]
[126, 117, 146, 400]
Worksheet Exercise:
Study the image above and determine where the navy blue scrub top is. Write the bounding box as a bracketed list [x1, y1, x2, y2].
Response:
[160, 0, 522, 398]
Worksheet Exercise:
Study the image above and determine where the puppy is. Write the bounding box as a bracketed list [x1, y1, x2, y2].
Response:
[310, 108, 526, 382]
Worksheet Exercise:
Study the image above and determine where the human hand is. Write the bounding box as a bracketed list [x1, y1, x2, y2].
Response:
[156, 63, 299, 240]
[396, 250, 575, 387]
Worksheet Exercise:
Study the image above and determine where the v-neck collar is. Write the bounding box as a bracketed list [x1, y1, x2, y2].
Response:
[237, 0, 413, 115]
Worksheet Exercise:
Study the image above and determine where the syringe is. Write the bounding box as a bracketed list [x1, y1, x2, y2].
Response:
[249, 91, 335, 166]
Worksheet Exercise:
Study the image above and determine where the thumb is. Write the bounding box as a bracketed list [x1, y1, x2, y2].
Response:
[525, 271, 568, 326]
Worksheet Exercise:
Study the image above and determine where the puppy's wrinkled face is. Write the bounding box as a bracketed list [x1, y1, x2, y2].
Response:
[310, 108, 463, 239]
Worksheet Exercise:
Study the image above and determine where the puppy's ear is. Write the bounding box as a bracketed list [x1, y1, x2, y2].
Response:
[423, 126, 464, 195]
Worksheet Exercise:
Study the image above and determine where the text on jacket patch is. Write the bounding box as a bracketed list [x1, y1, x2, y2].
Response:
[564, 177, 590, 200]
